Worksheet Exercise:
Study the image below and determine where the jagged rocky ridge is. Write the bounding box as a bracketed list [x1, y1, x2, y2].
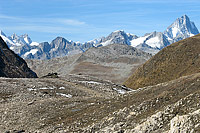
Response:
[0, 36, 37, 78]
[0, 32, 94, 60]
[0, 15, 199, 59]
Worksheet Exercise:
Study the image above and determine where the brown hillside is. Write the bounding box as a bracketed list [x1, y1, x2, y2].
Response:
[124, 34, 200, 89]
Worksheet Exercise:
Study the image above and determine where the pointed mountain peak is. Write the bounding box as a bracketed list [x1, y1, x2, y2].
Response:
[181, 14, 191, 21]
[11, 33, 19, 39]
[51, 36, 71, 44]
[54, 36, 67, 41]
[113, 30, 125, 33]
[21, 33, 29, 38]
[173, 14, 191, 28]
[164, 15, 199, 41]
[0, 30, 6, 37]
[22, 34, 32, 44]
[110, 30, 127, 36]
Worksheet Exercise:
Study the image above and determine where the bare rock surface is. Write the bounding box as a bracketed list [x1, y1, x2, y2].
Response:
[0, 36, 37, 78]
[0, 72, 199, 132]
[26, 44, 151, 84]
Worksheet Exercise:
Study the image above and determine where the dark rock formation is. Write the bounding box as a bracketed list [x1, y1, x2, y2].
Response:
[0, 36, 37, 78]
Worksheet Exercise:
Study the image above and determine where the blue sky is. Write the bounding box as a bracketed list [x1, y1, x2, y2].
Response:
[0, 0, 200, 43]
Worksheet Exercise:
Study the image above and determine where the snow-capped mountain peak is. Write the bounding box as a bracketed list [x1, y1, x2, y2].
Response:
[164, 15, 199, 42]
[9, 33, 33, 46]
[96, 30, 138, 46]
[23, 34, 32, 44]
[113, 30, 124, 33]
[0, 31, 16, 47]
[130, 31, 170, 54]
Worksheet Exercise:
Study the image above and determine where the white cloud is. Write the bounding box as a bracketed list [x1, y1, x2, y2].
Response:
[56, 19, 86, 26]
[0, 14, 86, 26]
[3, 25, 73, 33]
[0, 14, 20, 20]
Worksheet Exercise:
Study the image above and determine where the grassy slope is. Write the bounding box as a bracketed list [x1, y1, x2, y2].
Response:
[124, 34, 200, 89]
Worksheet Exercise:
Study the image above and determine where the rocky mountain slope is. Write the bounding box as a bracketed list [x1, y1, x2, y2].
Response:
[0, 36, 37, 78]
[1, 15, 198, 59]
[27, 44, 151, 84]
[77, 43, 150, 63]
[84, 72, 200, 133]
[124, 34, 200, 90]
[0, 69, 199, 132]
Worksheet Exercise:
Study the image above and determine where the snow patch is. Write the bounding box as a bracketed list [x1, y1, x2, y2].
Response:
[89, 103, 95, 105]
[27, 87, 54, 91]
[27, 88, 37, 91]
[59, 87, 65, 90]
[39, 87, 54, 90]
[0, 35, 16, 46]
[172, 27, 179, 38]
[146, 37, 161, 48]
[189, 33, 195, 37]
[10, 47, 14, 50]
[113, 30, 124, 33]
[131, 35, 149, 47]
[87, 39, 99, 44]
[167, 37, 173, 41]
[16, 43, 22, 46]
[24, 49, 38, 57]
[24, 37, 29, 44]
[100, 40, 111, 46]
[30, 42, 39, 46]
[56, 93, 72, 98]
[112, 88, 126, 94]
[80, 81, 102, 85]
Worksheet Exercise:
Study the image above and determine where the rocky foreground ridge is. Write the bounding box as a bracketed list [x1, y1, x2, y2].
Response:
[0, 72, 199, 132]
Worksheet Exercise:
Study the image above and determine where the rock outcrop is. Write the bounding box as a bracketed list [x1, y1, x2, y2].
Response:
[0, 36, 37, 78]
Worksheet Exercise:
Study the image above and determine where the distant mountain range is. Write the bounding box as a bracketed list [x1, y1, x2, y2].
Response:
[0, 15, 199, 59]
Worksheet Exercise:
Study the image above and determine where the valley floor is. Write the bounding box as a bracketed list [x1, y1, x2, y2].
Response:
[0, 73, 200, 132]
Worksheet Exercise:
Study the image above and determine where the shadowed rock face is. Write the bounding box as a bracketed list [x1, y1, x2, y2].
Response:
[0, 36, 37, 78]
[124, 34, 200, 89]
